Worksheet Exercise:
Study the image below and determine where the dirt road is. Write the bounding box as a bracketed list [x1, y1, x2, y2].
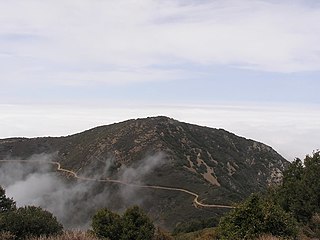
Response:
[0, 159, 235, 209]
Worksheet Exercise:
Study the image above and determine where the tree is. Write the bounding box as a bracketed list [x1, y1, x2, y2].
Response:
[92, 208, 122, 240]
[217, 194, 298, 240]
[272, 151, 320, 239]
[0, 186, 16, 214]
[276, 151, 320, 223]
[303, 151, 320, 214]
[0, 206, 63, 240]
[121, 206, 155, 240]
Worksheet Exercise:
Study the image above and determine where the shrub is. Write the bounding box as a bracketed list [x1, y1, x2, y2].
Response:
[121, 206, 155, 240]
[217, 194, 298, 240]
[92, 208, 122, 240]
[92, 205, 155, 240]
[0, 206, 63, 240]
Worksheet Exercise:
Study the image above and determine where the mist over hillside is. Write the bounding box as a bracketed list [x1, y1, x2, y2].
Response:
[0, 152, 166, 229]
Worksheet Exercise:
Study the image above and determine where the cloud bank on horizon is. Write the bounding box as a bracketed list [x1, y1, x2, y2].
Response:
[0, 104, 319, 161]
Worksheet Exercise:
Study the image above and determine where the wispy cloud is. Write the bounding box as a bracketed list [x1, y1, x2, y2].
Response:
[0, 152, 166, 228]
[1, 0, 320, 86]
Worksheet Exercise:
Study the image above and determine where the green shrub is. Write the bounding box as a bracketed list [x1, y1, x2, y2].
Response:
[121, 206, 155, 240]
[217, 194, 298, 240]
[0, 206, 63, 240]
[92, 208, 122, 240]
[92, 206, 155, 240]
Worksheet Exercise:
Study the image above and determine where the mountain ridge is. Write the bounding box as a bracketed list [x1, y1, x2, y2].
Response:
[0, 116, 289, 229]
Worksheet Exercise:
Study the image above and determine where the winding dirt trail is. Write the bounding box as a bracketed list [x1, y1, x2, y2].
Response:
[0, 159, 235, 209]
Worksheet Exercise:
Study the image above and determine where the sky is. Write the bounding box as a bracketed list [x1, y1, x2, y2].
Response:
[0, 0, 319, 160]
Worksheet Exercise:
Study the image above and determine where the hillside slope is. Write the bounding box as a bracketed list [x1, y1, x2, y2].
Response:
[0, 116, 288, 229]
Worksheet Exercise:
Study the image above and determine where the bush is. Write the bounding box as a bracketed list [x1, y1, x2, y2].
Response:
[92, 208, 122, 240]
[121, 206, 155, 240]
[217, 194, 298, 240]
[92, 205, 155, 240]
[0, 206, 63, 240]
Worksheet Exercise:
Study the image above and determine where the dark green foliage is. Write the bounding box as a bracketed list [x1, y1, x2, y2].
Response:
[121, 206, 155, 240]
[272, 151, 320, 238]
[92, 206, 155, 240]
[217, 194, 298, 240]
[277, 158, 310, 222]
[0, 206, 63, 240]
[92, 208, 122, 240]
[0, 186, 16, 213]
[302, 152, 320, 214]
[276, 151, 320, 223]
[216, 151, 320, 240]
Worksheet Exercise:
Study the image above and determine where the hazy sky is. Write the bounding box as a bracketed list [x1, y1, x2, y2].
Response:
[0, 0, 319, 160]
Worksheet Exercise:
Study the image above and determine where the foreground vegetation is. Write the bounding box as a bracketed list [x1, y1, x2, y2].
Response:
[92, 206, 155, 240]
[1, 151, 320, 239]
[0, 231, 99, 240]
[175, 151, 320, 239]
[0, 188, 62, 240]
[216, 151, 320, 239]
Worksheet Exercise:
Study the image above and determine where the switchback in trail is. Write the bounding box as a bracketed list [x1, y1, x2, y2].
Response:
[0, 159, 235, 209]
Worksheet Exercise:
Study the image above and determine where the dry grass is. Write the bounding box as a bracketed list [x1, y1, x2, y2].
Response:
[153, 227, 174, 240]
[256, 235, 282, 240]
[0, 231, 15, 240]
[27, 231, 99, 240]
[174, 228, 217, 240]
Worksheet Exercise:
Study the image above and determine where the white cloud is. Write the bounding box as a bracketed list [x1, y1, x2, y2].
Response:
[1, 0, 320, 86]
[0, 103, 319, 161]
